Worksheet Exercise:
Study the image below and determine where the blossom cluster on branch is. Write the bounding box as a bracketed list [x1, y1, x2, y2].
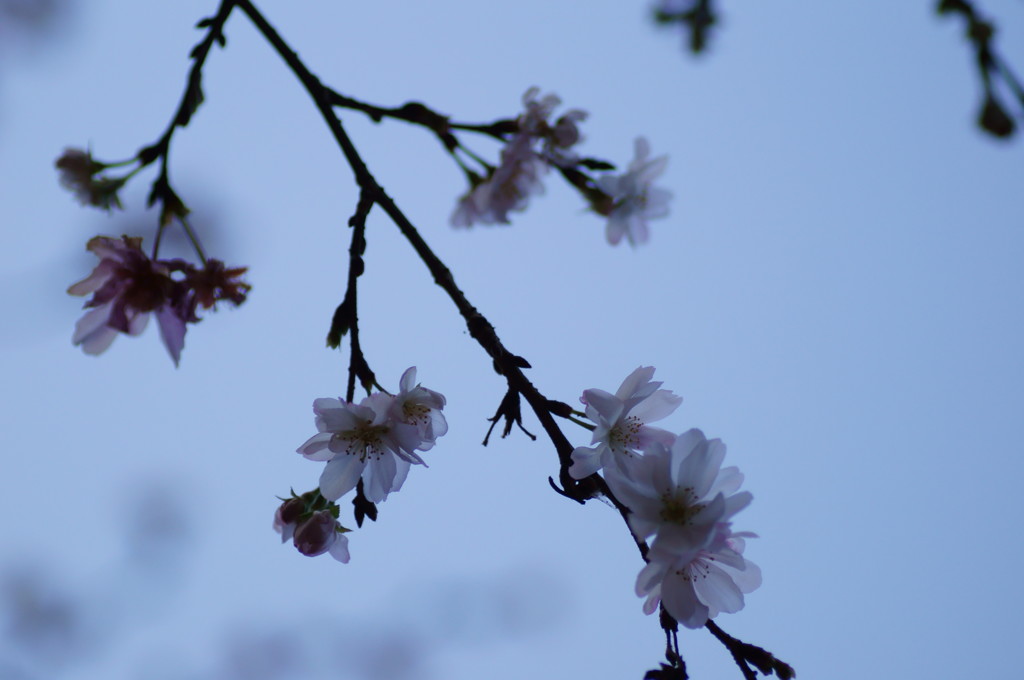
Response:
[447, 88, 672, 247]
[279, 368, 447, 560]
[569, 367, 759, 630]
[54, 3, 792, 677]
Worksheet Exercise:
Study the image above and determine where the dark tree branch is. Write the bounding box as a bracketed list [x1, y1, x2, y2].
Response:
[137, 0, 234, 237]
[706, 620, 796, 680]
[140, 2, 794, 677]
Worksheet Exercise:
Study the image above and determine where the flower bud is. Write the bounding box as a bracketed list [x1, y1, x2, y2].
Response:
[292, 510, 339, 557]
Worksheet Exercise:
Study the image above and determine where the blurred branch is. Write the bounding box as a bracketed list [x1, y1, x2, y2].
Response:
[655, 0, 719, 55]
[937, 0, 1024, 138]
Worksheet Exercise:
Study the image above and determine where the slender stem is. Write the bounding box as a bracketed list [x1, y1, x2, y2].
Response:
[344, 211, 368, 403]
[140, 1, 234, 167]
[327, 87, 513, 143]
[179, 215, 209, 265]
[152, 221, 167, 260]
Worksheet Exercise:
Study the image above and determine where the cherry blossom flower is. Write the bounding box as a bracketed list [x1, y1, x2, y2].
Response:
[595, 137, 672, 246]
[68, 237, 250, 366]
[637, 531, 760, 629]
[569, 366, 682, 480]
[390, 366, 448, 448]
[606, 428, 760, 628]
[68, 235, 189, 365]
[273, 497, 350, 563]
[297, 369, 447, 503]
[451, 88, 587, 227]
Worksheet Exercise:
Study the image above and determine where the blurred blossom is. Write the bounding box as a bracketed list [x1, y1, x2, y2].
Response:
[67, 235, 188, 363]
[0, 0, 71, 50]
[55, 147, 127, 211]
[594, 137, 672, 246]
[121, 480, 194, 571]
[0, 567, 89, 671]
[451, 87, 588, 227]
[67, 235, 249, 366]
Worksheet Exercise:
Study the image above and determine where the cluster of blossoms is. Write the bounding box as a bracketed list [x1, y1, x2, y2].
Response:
[451, 87, 587, 228]
[450, 89, 671, 247]
[569, 367, 760, 628]
[284, 368, 447, 561]
[68, 235, 250, 365]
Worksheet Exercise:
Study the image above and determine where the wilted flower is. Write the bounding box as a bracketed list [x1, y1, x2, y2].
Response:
[296, 368, 447, 503]
[569, 366, 681, 480]
[606, 429, 759, 628]
[181, 258, 251, 310]
[68, 236, 189, 364]
[595, 137, 672, 246]
[67, 236, 250, 366]
[55, 147, 127, 210]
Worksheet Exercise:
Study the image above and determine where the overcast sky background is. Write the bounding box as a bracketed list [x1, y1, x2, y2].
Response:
[2, 1, 1023, 679]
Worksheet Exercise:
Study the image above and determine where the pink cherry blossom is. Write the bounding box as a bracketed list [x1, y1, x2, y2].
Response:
[68, 236, 189, 365]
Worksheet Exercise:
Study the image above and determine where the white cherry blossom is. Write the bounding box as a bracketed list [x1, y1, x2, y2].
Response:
[569, 366, 681, 480]
[606, 428, 759, 628]
[297, 368, 447, 503]
[638, 531, 760, 628]
[390, 366, 448, 449]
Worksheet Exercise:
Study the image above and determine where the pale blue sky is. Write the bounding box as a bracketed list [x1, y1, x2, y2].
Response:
[2, 2, 1023, 679]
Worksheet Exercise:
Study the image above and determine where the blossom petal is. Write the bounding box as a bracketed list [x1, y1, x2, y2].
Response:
[695, 563, 745, 616]
[72, 303, 115, 349]
[729, 559, 762, 594]
[581, 388, 624, 425]
[314, 399, 358, 432]
[723, 490, 753, 519]
[629, 390, 682, 423]
[399, 366, 417, 393]
[155, 306, 186, 366]
[297, 432, 335, 461]
[636, 560, 668, 597]
[318, 455, 365, 501]
[568, 446, 604, 480]
[328, 533, 351, 563]
[615, 366, 658, 402]
[661, 571, 709, 629]
[362, 461, 388, 504]
[67, 259, 117, 296]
